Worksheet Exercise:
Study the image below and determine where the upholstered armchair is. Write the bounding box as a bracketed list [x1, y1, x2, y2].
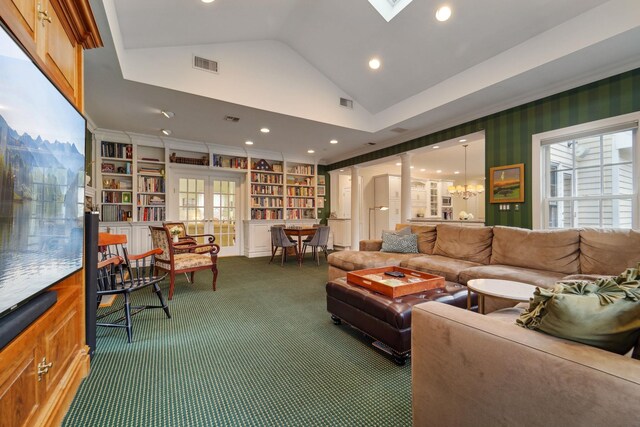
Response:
[149, 226, 220, 300]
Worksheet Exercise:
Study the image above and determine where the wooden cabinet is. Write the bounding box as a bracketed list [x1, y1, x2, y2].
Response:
[0, 1, 101, 425]
[328, 219, 351, 249]
[0, 0, 100, 109]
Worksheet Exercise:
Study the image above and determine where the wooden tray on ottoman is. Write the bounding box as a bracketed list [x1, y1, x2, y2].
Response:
[346, 266, 445, 298]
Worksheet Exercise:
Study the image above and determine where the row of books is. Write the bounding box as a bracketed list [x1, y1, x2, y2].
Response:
[251, 197, 284, 208]
[287, 187, 314, 197]
[251, 184, 283, 195]
[251, 209, 283, 220]
[286, 176, 314, 186]
[137, 207, 166, 222]
[102, 191, 131, 204]
[101, 205, 132, 222]
[288, 165, 314, 175]
[251, 173, 283, 184]
[287, 199, 315, 208]
[286, 209, 315, 220]
[212, 155, 248, 169]
[138, 176, 165, 193]
[138, 194, 165, 205]
[101, 141, 132, 159]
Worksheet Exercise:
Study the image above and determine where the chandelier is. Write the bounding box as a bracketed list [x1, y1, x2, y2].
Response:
[447, 144, 484, 200]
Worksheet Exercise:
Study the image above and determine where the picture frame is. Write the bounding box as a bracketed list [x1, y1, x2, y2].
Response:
[122, 192, 132, 204]
[101, 162, 115, 173]
[318, 175, 326, 185]
[317, 185, 325, 196]
[317, 197, 325, 209]
[489, 163, 524, 203]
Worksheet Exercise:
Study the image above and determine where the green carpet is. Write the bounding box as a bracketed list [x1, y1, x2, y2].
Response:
[63, 256, 412, 426]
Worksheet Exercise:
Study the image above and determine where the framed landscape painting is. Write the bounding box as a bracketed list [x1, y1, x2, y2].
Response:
[489, 163, 524, 203]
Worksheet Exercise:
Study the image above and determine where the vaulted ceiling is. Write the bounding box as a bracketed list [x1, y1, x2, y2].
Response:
[84, 0, 640, 164]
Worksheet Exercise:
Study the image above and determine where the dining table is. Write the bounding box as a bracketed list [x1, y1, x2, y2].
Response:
[284, 226, 317, 265]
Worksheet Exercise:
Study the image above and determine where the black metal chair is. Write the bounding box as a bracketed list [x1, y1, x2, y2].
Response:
[97, 233, 171, 343]
[269, 226, 298, 266]
[302, 225, 330, 265]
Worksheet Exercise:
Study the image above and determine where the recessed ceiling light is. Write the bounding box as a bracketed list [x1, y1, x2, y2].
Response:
[435, 5, 452, 22]
[369, 57, 381, 70]
[260, 127, 270, 133]
[340, 169, 345, 172]
[454, 171, 460, 174]
[410, 166, 414, 169]
[201, 0, 215, 3]
[436, 169, 442, 173]
[307, 149, 315, 154]
[161, 110, 174, 119]
[459, 139, 467, 142]
[420, 168, 426, 172]
[161, 129, 171, 136]
[432, 145, 440, 149]
[245, 140, 253, 145]
[330, 139, 338, 144]
[395, 162, 401, 166]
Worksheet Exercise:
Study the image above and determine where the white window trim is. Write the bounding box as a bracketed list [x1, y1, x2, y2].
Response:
[532, 111, 640, 229]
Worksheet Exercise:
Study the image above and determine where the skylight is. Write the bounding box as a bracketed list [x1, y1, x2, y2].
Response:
[368, 0, 414, 22]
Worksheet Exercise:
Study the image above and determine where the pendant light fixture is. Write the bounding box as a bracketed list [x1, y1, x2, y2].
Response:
[447, 144, 484, 200]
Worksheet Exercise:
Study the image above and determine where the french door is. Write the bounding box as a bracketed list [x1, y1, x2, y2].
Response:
[174, 173, 241, 256]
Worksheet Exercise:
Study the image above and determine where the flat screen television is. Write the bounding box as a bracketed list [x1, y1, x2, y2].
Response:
[0, 23, 85, 319]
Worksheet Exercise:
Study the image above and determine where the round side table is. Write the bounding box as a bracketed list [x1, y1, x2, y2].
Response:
[466, 278, 537, 314]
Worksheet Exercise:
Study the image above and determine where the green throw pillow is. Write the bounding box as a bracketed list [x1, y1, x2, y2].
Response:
[380, 232, 418, 253]
[517, 264, 640, 355]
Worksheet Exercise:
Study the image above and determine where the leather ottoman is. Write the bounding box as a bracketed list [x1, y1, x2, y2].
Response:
[326, 277, 475, 365]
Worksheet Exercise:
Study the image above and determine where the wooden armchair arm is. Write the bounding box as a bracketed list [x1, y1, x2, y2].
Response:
[185, 233, 216, 243]
[128, 248, 163, 261]
[98, 256, 121, 269]
[175, 242, 220, 255]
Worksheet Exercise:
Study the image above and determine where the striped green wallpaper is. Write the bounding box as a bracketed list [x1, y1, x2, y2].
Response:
[328, 68, 640, 228]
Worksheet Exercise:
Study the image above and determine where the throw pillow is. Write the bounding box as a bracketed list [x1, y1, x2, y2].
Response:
[517, 265, 640, 355]
[381, 232, 418, 254]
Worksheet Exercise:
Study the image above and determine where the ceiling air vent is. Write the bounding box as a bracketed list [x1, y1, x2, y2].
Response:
[339, 97, 354, 109]
[366, 142, 377, 146]
[193, 55, 218, 73]
[390, 127, 408, 133]
[224, 115, 240, 122]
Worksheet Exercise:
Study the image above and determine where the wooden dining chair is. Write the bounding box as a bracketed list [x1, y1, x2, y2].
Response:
[97, 233, 171, 343]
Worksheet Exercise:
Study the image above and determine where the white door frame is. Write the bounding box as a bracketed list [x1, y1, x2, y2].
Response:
[170, 169, 245, 256]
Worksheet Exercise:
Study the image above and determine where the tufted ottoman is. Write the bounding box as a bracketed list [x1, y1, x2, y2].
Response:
[326, 277, 475, 365]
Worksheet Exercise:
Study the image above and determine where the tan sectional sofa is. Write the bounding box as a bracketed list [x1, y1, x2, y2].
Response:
[328, 224, 640, 299]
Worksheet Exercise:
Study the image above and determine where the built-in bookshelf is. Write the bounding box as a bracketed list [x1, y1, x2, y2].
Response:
[286, 162, 316, 220]
[250, 158, 284, 220]
[137, 145, 166, 222]
[100, 140, 133, 222]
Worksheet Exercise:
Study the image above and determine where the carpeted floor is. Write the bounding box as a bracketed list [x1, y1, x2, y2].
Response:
[63, 256, 412, 427]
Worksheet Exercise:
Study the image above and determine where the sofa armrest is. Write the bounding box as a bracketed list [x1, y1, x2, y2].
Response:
[412, 302, 640, 427]
[359, 239, 382, 251]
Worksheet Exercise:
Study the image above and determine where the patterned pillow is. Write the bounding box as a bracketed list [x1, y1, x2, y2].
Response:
[381, 232, 418, 253]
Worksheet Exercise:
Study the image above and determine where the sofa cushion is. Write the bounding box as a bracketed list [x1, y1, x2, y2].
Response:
[327, 250, 421, 272]
[396, 224, 437, 254]
[433, 224, 493, 264]
[490, 226, 579, 275]
[517, 268, 640, 355]
[580, 228, 640, 275]
[381, 232, 418, 253]
[401, 255, 481, 283]
[459, 265, 565, 289]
